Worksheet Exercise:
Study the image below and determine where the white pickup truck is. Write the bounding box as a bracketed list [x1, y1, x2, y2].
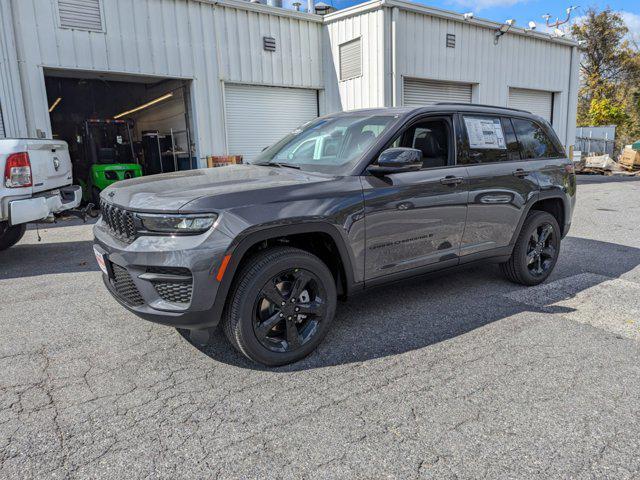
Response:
[0, 139, 82, 250]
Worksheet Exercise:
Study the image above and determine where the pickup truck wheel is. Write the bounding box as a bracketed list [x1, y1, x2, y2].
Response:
[500, 210, 561, 286]
[0, 223, 27, 251]
[222, 247, 337, 366]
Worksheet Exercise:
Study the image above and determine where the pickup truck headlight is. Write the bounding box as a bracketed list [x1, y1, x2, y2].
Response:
[137, 213, 218, 234]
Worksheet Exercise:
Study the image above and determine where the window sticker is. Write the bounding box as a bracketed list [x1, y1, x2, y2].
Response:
[464, 117, 506, 150]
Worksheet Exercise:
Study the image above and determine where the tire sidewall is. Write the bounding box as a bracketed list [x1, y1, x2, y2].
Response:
[0, 222, 26, 251]
[515, 212, 561, 285]
[234, 252, 337, 366]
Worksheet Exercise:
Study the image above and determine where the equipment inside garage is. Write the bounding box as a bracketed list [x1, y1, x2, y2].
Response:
[45, 72, 194, 203]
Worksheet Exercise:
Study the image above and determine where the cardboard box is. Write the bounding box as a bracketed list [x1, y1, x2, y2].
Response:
[206, 155, 243, 168]
[619, 148, 640, 169]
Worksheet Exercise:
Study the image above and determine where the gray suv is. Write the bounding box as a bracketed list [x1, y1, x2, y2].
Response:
[94, 104, 576, 366]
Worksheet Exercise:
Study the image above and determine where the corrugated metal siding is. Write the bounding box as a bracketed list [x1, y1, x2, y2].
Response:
[224, 83, 318, 161]
[323, 9, 385, 112]
[395, 9, 574, 143]
[339, 38, 361, 80]
[508, 87, 553, 122]
[403, 78, 471, 105]
[214, 5, 323, 88]
[0, 0, 27, 137]
[9, 0, 323, 159]
[58, 0, 103, 31]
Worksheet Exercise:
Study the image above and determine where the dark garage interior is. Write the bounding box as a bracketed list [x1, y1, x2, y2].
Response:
[45, 71, 194, 202]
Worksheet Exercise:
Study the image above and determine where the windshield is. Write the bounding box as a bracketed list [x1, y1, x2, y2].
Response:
[251, 114, 397, 174]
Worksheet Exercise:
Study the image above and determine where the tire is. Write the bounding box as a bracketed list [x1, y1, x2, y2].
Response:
[500, 210, 561, 286]
[0, 222, 27, 251]
[222, 246, 337, 366]
[91, 187, 101, 208]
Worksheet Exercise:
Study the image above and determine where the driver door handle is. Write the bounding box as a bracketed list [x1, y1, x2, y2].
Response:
[440, 175, 464, 186]
[512, 168, 531, 178]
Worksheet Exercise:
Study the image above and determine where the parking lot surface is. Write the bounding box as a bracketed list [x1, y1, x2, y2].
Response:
[1, 175, 640, 479]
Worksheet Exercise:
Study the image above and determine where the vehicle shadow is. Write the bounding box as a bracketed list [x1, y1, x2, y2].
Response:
[181, 236, 640, 371]
[0, 240, 99, 279]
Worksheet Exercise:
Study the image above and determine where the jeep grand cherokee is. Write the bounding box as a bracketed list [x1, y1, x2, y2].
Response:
[94, 105, 576, 366]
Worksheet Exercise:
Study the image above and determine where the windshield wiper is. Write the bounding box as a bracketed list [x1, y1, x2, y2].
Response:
[254, 161, 301, 170]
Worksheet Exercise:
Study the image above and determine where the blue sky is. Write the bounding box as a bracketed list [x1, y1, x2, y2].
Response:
[312, 0, 640, 38]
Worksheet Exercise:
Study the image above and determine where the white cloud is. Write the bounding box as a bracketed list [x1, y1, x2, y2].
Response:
[620, 11, 640, 44]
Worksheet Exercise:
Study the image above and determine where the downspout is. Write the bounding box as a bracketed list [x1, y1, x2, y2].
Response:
[390, 6, 399, 107]
[565, 44, 579, 153]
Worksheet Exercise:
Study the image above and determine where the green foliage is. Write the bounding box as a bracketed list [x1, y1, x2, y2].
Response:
[587, 97, 628, 126]
[572, 8, 640, 148]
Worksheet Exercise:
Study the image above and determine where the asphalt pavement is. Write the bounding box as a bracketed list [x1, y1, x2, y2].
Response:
[1, 175, 639, 479]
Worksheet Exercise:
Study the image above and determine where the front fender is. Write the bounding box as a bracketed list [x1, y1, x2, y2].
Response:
[207, 220, 362, 328]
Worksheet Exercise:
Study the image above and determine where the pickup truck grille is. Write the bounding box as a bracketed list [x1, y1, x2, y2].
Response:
[100, 201, 136, 242]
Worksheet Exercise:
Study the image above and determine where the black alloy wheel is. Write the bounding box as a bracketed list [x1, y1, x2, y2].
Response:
[500, 210, 561, 286]
[253, 268, 327, 353]
[223, 246, 337, 366]
[526, 223, 556, 277]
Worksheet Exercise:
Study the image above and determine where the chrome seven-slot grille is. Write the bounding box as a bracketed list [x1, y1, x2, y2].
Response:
[100, 200, 136, 242]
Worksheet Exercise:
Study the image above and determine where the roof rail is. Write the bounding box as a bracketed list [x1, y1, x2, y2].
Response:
[434, 102, 530, 113]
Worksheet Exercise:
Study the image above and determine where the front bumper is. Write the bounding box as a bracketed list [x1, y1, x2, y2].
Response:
[8, 185, 82, 225]
[94, 218, 233, 329]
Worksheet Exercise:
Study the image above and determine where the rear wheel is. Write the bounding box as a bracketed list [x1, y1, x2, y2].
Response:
[222, 247, 337, 366]
[500, 210, 561, 286]
[0, 222, 27, 251]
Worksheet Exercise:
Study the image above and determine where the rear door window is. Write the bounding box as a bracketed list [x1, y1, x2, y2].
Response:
[511, 118, 564, 159]
[501, 118, 522, 161]
[461, 116, 508, 163]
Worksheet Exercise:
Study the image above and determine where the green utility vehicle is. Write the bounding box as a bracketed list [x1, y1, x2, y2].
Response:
[78, 119, 143, 204]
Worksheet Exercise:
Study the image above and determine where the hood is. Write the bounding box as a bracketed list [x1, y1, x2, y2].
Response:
[101, 164, 331, 211]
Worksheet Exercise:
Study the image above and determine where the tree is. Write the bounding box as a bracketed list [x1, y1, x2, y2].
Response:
[571, 8, 640, 149]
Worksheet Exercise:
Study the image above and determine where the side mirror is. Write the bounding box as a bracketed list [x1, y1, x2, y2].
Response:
[367, 148, 422, 175]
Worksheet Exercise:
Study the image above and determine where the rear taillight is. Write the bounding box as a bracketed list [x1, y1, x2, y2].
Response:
[4, 152, 32, 188]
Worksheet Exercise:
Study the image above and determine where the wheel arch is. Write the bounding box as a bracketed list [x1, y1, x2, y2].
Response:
[209, 222, 359, 323]
[510, 193, 568, 246]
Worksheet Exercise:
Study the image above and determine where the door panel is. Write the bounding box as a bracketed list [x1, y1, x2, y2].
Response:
[362, 167, 468, 279]
[461, 162, 539, 255]
[456, 114, 544, 256]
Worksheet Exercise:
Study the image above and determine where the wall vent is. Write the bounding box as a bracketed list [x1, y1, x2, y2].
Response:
[58, 0, 103, 32]
[339, 38, 362, 81]
[446, 33, 456, 48]
[263, 36, 276, 52]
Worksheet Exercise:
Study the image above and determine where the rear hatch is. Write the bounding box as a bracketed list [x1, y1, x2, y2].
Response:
[26, 140, 73, 193]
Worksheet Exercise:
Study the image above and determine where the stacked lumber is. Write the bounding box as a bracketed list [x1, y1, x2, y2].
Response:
[619, 148, 640, 172]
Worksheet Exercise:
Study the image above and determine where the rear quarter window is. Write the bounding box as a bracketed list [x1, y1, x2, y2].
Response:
[512, 118, 564, 159]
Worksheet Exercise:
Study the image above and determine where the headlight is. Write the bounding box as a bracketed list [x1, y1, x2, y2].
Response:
[137, 213, 218, 234]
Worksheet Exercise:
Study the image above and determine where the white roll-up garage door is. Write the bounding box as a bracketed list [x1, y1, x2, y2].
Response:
[508, 88, 553, 122]
[403, 78, 472, 106]
[224, 84, 318, 162]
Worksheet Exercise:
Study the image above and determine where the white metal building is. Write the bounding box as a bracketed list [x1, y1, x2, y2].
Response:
[0, 0, 579, 167]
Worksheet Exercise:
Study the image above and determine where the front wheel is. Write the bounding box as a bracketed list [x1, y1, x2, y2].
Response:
[500, 211, 561, 286]
[0, 222, 27, 251]
[222, 247, 337, 366]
